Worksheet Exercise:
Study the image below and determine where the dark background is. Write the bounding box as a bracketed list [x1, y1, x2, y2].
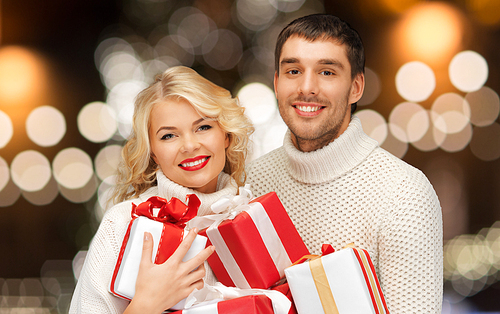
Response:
[1, 0, 499, 312]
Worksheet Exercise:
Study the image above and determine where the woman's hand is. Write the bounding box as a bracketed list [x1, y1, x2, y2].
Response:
[124, 228, 214, 314]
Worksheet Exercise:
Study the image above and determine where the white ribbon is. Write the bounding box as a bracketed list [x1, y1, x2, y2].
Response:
[184, 282, 291, 314]
[186, 185, 253, 231]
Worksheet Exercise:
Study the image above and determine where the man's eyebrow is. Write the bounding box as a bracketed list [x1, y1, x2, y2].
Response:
[280, 57, 299, 67]
[280, 57, 345, 70]
[318, 58, 344, 69]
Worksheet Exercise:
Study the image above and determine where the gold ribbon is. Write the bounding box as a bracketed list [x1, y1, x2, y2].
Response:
[309, 257, 339, 314]
[288, 243, 357, 314]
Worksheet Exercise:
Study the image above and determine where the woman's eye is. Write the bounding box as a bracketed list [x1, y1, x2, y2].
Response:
[160, 133, 174, 140]
[198, 125, 212, 132]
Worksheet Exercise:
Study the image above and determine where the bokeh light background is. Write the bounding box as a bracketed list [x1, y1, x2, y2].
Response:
[1, 0, 500, 312]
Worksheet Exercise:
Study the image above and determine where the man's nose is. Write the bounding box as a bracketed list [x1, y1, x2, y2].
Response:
[298, 71, 319, 96]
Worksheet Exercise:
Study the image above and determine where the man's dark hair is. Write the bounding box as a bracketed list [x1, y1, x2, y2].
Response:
[274, 14, 365, 113]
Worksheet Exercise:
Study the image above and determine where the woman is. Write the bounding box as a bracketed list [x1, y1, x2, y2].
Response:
[69, 66, 254, 314]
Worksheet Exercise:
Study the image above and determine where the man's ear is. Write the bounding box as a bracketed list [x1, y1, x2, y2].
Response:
[349, 72, 365, 105]
[273, 71, 279, 99]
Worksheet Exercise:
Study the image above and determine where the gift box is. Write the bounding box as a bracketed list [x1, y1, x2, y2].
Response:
[284, 245, 390, 314]
[109, 194, 207, 310]
[270, 283, 297, 314]
[169, 295, 274, 314]
[199, 190, 309, 290]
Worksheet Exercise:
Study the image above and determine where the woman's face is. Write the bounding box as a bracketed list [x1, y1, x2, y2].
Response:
[149, 98, 229, 193]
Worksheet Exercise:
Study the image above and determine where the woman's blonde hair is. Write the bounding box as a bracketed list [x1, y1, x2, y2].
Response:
[110, 66, 254, 205]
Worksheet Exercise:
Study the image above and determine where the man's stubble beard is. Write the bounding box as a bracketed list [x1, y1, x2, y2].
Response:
[283, 92, 351, 152]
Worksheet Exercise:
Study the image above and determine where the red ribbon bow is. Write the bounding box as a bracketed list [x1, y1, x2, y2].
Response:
[131, 194, 200, 228]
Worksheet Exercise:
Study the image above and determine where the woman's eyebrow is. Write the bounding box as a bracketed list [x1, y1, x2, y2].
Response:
[155, 125, 176, 135]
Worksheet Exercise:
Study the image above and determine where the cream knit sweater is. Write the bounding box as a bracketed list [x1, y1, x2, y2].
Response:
[69, 170, 238, 314]
[246, 116, 443, 313]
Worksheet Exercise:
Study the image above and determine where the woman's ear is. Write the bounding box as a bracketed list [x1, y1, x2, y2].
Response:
[224, 133, 230, 149]
[150, 151, 158, 165]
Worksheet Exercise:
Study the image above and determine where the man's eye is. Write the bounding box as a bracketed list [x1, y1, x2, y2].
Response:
[321, 70, 334, 76]
[198, 125, 212, 132]
[287, 70, 300, 75]
[161, 133, 174, 140]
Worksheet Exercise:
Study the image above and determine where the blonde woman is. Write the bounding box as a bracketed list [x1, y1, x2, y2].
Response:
[70, 66, 254, 314]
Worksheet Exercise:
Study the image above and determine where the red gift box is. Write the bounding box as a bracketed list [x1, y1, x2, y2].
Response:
[271, 283, 297, 314]
[200, 192, 309, 289]
[109, 194, 206, 304]
[169, 295, 274, 314]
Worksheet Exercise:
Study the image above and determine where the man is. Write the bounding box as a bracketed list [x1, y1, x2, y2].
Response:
[246, 14, 443, 313]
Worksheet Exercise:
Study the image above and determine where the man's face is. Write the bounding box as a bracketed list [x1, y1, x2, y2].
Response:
[274, 35, 364, 152]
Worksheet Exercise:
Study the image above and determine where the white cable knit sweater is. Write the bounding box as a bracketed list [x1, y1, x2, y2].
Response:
[69, 170, 238, 314]
[246, 116, 443, 313]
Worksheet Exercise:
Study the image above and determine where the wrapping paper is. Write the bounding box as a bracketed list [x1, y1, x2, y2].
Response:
[271, 283, 298, 314]
[183, 282, 291, 314]
[193, 187, 309, 289]
[169, 295, 275, 314]
[285, 246, 390, 314]
[109, 195, 206, 310]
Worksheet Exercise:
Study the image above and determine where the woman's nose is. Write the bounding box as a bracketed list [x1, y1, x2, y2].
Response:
[180, 134, 201, 153]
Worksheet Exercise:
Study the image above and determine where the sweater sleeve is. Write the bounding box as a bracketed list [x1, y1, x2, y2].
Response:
[69, 204, 132, 314]
[379, 168, 443, 313]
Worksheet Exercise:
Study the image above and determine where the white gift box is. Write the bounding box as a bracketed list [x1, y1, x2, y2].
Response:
[284, 247, 389, 314]
[109, 195, 207, 310]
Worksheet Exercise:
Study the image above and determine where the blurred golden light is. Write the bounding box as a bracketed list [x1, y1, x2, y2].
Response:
[97, 175, 117, 212]
[0, 177, 21, 207]
[0, 46, 47, 105]
[106, 80, 148, 139]
[439, 122, 472, 153]
[22, 176, 59, 206]
[270, 0, 306, 13]
[378, 0, 422, 14]
[389, 102, 429, 143]
[77, 102, 117, 143]
[26, 106, 66, 147]
[449, 50, 489, 92]
[431, 93, 471, 134]
[238, 82, 277, 125]
[236, 0, 278, 31]
[94, 145, 122, 181]
[52, 148, 93, 190]
[0, 110, 13, 148]
[59, 174, 98, 203]
[357, 109, 388, 145]
[466, 86, 500, 127]
[466, 0, 500, 26]
[411, 111, 443, 152]
[202, 29, 243, 71]
[470, 122, 500, 161]
[395, 61, 435, 102]
[100, 51, 143, 90]
[395, 2, 463, 65]
[261, 122, 288, 156]
[380, 130, 408, 159]
[10, 150, 52, 192]
[0, 156, 9, 192]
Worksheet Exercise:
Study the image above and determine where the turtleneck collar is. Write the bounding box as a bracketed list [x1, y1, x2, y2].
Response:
[155, 170, 238, 216]
[284, 116, 378, 184]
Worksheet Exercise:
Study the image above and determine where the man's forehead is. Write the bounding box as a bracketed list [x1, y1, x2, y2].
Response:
[279, 35, 349, 64]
